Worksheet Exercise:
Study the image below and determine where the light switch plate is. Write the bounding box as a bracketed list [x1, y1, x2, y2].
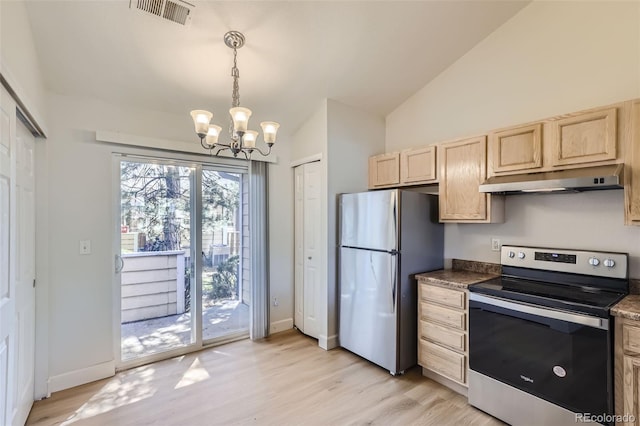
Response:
[491, 238, 501, 252]
[80, 240, 91, 255]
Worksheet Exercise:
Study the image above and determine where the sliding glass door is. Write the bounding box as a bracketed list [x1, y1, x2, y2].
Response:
[116, 157, 249, 366]
[201, 169, 249, 341]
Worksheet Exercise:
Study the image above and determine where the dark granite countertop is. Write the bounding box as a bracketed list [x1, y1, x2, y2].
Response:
[612, 295, 640, 321]
[416, 260, 499, 290]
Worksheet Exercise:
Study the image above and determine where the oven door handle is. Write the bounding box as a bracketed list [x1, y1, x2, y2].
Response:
[469, 293, 609, 330]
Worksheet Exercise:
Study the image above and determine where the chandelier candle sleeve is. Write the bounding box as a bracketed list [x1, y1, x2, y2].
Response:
[260, 122, 280, 144]
[205, 124, 222, 146]
[243, 130, 258, 149]
[230, 107, 252, 132]
[190, 110, 213, 136]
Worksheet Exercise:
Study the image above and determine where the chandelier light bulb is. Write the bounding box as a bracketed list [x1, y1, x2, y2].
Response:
[205, 124, 222, 146]
[260, 121, 280, 144]
[190, 110, 213, 136]
[243, 130, 258, 149]
[230, 107, 252, 132]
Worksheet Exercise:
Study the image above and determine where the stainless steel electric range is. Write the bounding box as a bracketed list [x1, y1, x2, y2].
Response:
[468, 245, 629, 426]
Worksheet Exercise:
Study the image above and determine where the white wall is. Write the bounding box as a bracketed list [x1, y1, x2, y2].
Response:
[268, 130, 295, 334]
[291, 99, 328, 161]
[291, 99, 384, 348]
[291, 100, 329, 343]
[387, 1, 640, 150]
[0, 0, 48, 132]
[40, 92, 295, 390]
[386, 1, 640, 277]
[326, 99, 384, 344]
[0, 0, 51, 398]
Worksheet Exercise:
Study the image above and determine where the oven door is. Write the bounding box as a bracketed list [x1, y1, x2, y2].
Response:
[469, 293, 613, 418]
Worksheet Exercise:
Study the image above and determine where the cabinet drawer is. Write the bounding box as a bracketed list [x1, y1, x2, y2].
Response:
[419, 340, 466, 384]
[420, 283, 466, 309]
[623, 323, 640, 355]
[420, 302, 466, 330]
[419, 320, 465, 352]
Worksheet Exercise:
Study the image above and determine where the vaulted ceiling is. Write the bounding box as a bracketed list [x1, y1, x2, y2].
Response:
[24, 1, 529, 136]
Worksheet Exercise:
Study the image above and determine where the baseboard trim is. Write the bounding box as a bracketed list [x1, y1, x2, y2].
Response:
[49, 360, 115, 393]
[422, 367, 468, 397]
[318, 334, 339, 350]
[270, 318, 294, 334]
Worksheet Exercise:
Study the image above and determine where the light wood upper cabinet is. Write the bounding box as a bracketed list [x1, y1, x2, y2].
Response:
[487, 103, 625, 178]
[489, 123, 542, 174]
[368, 152, 400, 188]
[400, 146, 437, 184]
[369, 146, 437, 189]
[439, 136, 503, 223]
[625, 100, 640, 225]
[550, 106, 617, 167]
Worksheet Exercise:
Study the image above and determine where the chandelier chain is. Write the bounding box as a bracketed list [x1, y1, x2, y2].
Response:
[229, 46, 241, 139]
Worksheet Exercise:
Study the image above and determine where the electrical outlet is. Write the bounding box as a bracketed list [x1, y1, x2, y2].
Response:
[273, 297, 279, 307]
[491, 238, 501, 252]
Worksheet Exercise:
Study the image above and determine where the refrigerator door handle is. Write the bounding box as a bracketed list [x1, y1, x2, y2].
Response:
[390, 253, 397, 313]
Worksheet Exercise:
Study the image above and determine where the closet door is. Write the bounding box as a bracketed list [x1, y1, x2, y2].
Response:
[294, 162, 321, 339]
[0, 82, 17, 426]
[1, 85, 36, 426]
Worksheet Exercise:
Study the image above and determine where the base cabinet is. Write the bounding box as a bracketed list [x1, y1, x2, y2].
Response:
[418, 281, 468, 388]
[615, 317, 640, 425]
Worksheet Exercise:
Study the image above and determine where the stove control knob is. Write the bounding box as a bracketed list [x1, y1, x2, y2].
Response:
[603, 258, 616, 268]
[588, 257, 600, 267]
[508, 251, 515, 259]
[518, 252, 526, 259]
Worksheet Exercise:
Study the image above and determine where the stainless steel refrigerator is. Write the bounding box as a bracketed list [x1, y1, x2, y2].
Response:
[338, 189, 444, 375]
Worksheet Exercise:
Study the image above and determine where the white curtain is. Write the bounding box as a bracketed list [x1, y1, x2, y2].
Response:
[249, 160, 269, 339]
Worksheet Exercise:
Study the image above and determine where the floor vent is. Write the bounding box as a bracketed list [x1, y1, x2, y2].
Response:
[131, 0, 193, 26]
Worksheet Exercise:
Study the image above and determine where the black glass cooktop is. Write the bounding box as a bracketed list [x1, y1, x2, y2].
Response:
[470, 276, 627, 318]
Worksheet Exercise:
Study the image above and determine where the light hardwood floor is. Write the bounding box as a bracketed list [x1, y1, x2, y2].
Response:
[26, 330, 503, 426]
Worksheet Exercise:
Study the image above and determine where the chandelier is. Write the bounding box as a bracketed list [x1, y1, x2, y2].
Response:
[190, 31, 280, 159]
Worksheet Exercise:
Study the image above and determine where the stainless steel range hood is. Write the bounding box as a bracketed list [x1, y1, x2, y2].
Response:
[479, 164, 624, 194]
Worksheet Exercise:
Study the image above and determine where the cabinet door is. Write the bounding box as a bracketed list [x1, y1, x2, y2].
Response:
[550, 107, 617, 167]
[623, 355, 640, 426]
[625, 100, 640, 224]
[489, 123, 542, 174]
[368, 152, 400, 188]
[439, 136, 490, 221]
[400, 146, 436, 184]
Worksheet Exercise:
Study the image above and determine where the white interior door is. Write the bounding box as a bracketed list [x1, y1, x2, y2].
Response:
[14, 118, 36, 426]
[302, 162, 321, 339]
[0, 86, 36, 426]
[293, 161, 321, 339]
[0, 86, 17, 425]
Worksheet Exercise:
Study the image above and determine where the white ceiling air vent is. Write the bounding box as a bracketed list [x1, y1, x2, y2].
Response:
[130, 0, 194, 27]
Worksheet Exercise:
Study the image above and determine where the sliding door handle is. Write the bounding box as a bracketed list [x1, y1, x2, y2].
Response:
[115, 254, 124, 273]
